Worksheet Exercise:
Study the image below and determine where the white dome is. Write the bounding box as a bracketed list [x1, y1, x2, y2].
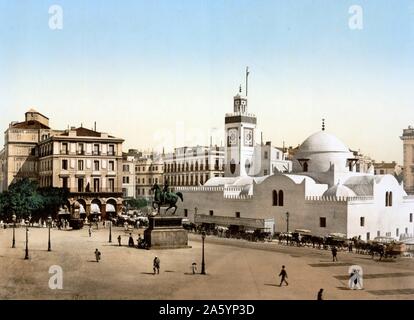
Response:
[298, 131, 349, 153]
[323, 184, 356, 197]
[293, 131, 353, 173]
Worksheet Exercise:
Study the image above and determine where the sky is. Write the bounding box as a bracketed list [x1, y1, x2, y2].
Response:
[0, 0, 413, 163]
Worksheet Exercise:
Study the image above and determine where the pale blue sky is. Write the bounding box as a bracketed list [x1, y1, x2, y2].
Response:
[0, 0, 413, 162]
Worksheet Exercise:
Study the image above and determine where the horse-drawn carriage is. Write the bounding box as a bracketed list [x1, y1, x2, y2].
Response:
[291, 229, 312, 246]
[324, 233, 348, 250]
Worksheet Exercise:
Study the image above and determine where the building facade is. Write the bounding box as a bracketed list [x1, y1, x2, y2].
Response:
[1, 110, 125, 217]
[135, 154, 164, 199]
[122, 150, 140, 199]
[401, 126, 414, 194]
[373, 161, 403, 182]
[177, 130, 414, 241]
[37, 126, 124, 217]
[163, 146, 225, 189]
[173, 90, 414, 241]
[0, 109, 53, 192]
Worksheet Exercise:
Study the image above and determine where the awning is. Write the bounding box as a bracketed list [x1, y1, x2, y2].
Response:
[79, 204, 86, 214]
[91, 203, 101, 213]
[106, 203, 116, 212]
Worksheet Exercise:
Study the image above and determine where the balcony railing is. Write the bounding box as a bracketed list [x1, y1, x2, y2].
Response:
[69, 187, 123, 194]
[60, 150, 69, 155]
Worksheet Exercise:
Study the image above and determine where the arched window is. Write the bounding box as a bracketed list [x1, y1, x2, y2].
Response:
[245, 159, 251, 173]
[388, 191, 393, 207]
[278, 190, 284, 206]
[230, 159, 236, 174]
[272, 190, 278, 206]
[303, 162, 308, 172]
[385, 191, 389, 207]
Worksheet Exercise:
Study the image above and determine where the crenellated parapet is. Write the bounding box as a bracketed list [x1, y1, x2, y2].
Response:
[175, 186, 224, 192]
[223, 194, 253, 200]
[305, 195, 374, 202]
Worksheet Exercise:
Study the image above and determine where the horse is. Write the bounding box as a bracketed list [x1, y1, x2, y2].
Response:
[150, 184, 183, 214]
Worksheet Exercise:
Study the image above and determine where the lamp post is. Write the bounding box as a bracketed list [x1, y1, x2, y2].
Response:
[12, 214, 16, 248]
[48, 215, 52, 252]
[286, 212, 289, 233]
[24, 226, 29, 260]
[201, 231, 206, 275]
[109, 219, 112, 243]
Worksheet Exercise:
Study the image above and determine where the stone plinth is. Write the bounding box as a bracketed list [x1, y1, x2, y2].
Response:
[144, 216, 190, 249]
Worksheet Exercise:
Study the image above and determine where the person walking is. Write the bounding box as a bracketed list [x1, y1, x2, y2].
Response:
[153, 256, 160, 275]
[348, 240, 353, 253]
[117, 235, 122, 246]
[128, 233, 134, 247]
[95, 249, 101, 262]
[191, 262, 198, 274]
[278, 265, 288, 286]
[317, 288, 324, 300]
[88, 226, 92, 237]
[332, 246, 338, 262]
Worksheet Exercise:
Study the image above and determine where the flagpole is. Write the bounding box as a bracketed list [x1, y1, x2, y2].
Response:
[245, 66, 249, 97]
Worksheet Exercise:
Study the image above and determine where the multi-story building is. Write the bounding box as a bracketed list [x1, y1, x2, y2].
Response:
[373, 160, 403, 179]
[1, 109, 125, 217]
[253, 141, 291, 176]
[0, 109, 53, 192]
[37, 126, 124, 217]
[401, 126, 414, 194]
[122, 149, 140, 199]
[135, 154, 164, 199]
[350, 150, 374, 174]
[163, 145, 225, 189]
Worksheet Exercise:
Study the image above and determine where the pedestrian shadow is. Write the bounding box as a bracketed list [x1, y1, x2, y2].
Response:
[336, 286, 350, 291]
[164, 270, 175, 273]
[264, 284, 280, 287]
[101, 244, 126, 247]
[141, 272, 156, 275]
[87, 260, 98, 263]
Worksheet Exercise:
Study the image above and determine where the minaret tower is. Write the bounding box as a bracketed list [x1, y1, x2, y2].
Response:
[224, 78, 257, 177]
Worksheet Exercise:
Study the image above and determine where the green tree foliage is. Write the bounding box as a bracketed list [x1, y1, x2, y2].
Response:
[0, 179, 69, 220]
[0, 191, 10, 217]
[126, 198, 148, 209]
[7, 178, 43, 218]
[37, 187, 70, 218]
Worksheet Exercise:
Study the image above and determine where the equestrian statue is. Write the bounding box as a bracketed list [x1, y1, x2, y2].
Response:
[150, 180, 183, 215]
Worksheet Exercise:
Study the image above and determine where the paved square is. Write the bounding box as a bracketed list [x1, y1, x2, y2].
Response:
[1, 227, 414, 300]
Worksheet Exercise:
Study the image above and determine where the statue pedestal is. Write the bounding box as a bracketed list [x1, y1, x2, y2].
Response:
[144, 216, 190, 249]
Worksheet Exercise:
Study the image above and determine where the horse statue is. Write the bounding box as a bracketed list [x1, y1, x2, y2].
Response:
[150, 183, 183, 215]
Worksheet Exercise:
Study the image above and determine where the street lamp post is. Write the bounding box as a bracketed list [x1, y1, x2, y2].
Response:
[286, 212, 289, 233]
[24, 226, 29, 260]
[201, 231, 206, 275]
[12, 214, 16, 248]
[109, 219, 112, 243]
[48, 215, 52, 252]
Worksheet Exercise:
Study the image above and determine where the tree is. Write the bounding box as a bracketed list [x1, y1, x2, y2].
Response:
[0, 191, 10, 218]
[37, 187, 69, 218]
[7, 178, 43, 219]
[126, 198, 148, 210]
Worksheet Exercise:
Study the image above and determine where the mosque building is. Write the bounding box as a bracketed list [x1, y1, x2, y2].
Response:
[176, 89, 414, 241]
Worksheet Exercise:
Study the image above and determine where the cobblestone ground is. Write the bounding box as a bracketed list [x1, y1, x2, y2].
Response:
[0, 226, 413, 300]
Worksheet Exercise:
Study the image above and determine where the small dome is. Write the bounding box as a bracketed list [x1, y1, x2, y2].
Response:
[298, 131, 349, 153]
[323, 184, 356, 197]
